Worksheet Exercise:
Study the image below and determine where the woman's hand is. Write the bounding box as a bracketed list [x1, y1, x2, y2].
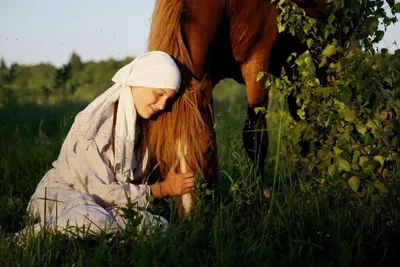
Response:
[150, 160, 195, 199]
[161, 160, 195, 197]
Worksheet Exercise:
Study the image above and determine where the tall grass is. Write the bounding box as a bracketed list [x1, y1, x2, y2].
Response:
[0, 79, 399, 266]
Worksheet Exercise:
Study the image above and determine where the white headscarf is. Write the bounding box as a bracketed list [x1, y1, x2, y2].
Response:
[114, 50, 181, 91]
[70, 51, 181, 183]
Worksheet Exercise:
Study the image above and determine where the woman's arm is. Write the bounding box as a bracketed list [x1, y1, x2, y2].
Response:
[60, 132, 194, 205]
[149, 182, 165, 199]
[148, 160, 196, 199]
[62, 138, 151, 208]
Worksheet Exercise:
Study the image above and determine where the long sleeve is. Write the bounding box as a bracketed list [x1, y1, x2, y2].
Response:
[32, 82, 150, 209]
[79, 139, 150, 208]
[51, 132, 150, 209]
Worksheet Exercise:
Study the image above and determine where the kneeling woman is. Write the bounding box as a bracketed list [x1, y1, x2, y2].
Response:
[24, 51, 194, 237]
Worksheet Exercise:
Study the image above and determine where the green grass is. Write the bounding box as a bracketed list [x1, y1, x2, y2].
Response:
[1, 79, 400, 266]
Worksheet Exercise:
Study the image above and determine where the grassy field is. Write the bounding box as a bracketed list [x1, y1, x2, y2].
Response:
[1, 79, 399, 266]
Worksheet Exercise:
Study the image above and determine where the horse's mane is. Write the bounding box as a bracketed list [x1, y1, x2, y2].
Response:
[146, 0, 213, 179]
[147, 0, 194, 75]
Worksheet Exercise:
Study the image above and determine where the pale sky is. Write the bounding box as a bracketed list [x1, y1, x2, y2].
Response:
[0, 0, 399, 68]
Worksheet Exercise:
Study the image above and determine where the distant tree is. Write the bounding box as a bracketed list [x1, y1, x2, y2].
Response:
[54, 63, 72, 99]
[4, 63, 18, 84]
[0, 56, 139, 105]
[42, 85, 52, 100]
[0, 58, 7, 70]
[0, 58, 8, 90]
[70, 51, 83, 71]
[1, 63, 18, 105]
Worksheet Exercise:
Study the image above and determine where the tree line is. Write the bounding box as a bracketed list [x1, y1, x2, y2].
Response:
[0, 52, 134, 107]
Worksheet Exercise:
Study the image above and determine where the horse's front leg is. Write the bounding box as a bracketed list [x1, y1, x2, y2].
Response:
[239, 13, 280, 199]
[242, 91, 270, 199]
[243, 95, 269, 178]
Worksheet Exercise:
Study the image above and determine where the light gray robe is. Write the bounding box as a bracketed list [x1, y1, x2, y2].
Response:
[23, 60, 168, 237]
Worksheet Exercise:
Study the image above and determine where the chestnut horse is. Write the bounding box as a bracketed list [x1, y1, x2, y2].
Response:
[145, 0, 330, 217]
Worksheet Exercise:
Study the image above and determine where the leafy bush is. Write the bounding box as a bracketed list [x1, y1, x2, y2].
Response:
[261, 0, 400, 197]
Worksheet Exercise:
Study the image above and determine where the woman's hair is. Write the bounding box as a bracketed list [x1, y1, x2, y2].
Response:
[112, 100, 152, 183]
[134, 118, 152, 183]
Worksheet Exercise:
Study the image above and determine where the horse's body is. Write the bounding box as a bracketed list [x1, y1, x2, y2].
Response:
[146, 0, 330, 216]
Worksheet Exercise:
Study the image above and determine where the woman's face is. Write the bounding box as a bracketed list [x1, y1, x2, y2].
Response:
[131, 86, 177, 119]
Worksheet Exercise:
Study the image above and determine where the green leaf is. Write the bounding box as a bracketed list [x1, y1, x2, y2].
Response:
[383, 169, 390, 179]
[338, 157, 351, 172]
[328, 165, 337, 177]
[278, 23, 285, 33]
[392, 136, 399, 147]
[367, 17, 379, 35]
[375, 30, 385, 42]
[356, 124, 367, 136]
[351, 163, 360, 171]
[324, 28, 330, 39]
[366, 120, 377, 131]
[305, 56, 313, 67]
[308, 17, 317, 25]
[352, 150, 361, 164]
[322, 44, 337, 58]
[319, 58, 328, 68]
[339, 89, 352, 104]
[357, 188, 367, 198]
[297, 109, 306, 120]
[373, 155, 385, 166]
[147, 195, 155, 202]
[367, 184, 375, 195]
[373, 181, 388, 194]
[337, 82, 352, 104]
[348, 176, 361, 192]
[359, 156, 369, 167]
[357, 172, 370, 180]
[327, 14, 335, 25]
[256, 71, 264, 82]
[380, 111, 388, 121]
[334, 147, 343, 156]
[307, 38, 314, 49]
[303, 23, 312, 33]
[394, 3, 400, 12]
[289, 27, 295, 36]
[265, 78, 271, 88]
[342, 108, 356, 122]
[275, 78, 282, 88]
[362, 159, 378, 172]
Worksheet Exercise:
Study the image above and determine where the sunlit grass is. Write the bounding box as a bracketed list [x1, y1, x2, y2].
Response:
[0, 79, 399, 266]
